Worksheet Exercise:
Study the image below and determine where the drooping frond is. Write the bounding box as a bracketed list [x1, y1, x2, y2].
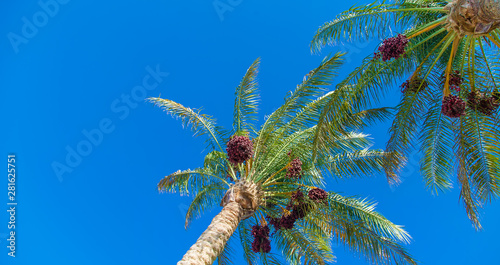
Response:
[259, 253, 284, 265]
[321, 149, 388, 179]
[259, 186, 415, 265]
[455, 118, 483, 230]
[217, 231, 237, 265]
[385, 75, 436, 184]
[311, 0, 446, 52]
[419, 97, 454, 193]
[274, 224, 334, 265]
[326, 192, 411, 243]
[185, 182, 227, 228]
[233, 58, 261, 135]
[320, 193, 415, 264]
[470, 116, 500, 201]
[148, 97, 225, 152]
[157, 168, 228, 195]
[238, 219, 258, 265]
[457, 110, 500, 201]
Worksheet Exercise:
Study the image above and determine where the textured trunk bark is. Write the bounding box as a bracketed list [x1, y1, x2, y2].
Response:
[177, 201, 243, 265]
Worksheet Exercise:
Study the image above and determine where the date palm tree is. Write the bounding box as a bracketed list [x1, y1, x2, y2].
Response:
[149, 54, 416, 265]
[311, 0, 500, 229]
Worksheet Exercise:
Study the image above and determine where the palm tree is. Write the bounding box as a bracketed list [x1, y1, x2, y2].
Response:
[311, 0, 500, 229]
[149, 54, 416, 264]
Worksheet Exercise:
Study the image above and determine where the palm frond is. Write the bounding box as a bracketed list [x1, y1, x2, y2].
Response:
[311, 0, 446, 52]
[259, 253, 284, 265]
[321, 149, 388, 179]
[322, 193, 415, 264]
[157, 168, 228, 195]
[204, 150, 234, 181]
[326, 192, 411, 243]
[234, 58, 261, 135]
[419, 98, 455, 193]
[279, 87, 392, 156]
[454, 117, 483, 229]
[460, 111, 500, 202]
[255, 53, 344, 163]
[238, 219, 258, 265]
[148, 97, 225, 152]
[311, 56, 417, 162]
[274, 225, 333, 265]
[344, 107, 394, 131]
[185, 182, 227, 228]
[385, 76, 435, 184]
[217, 232, 237, 265]
[255, 127, 316, 182]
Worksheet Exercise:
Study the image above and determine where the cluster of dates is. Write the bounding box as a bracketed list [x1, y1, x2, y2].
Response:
[442, 92, 499, 118]
[286, 158, 303, 179]
[374, 34, 409, 62]
[226, 135, 254, 180]
[376, 32, 498, 119]
[226, 135, 254, 164]
[253, 188, 328, 253]
[439, 71, 499, 118]
[400, 76, 428, 94]
[446, 70, 463, 92]
[251, 224, 271, 253]
[396, 68, 499, 118]
[466, 91, 500, 116]
[267, 190, 309, 232]
[264, 188, 328, 241]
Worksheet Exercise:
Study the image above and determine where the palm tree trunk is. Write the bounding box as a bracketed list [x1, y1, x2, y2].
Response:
[177, 201, 243, 265]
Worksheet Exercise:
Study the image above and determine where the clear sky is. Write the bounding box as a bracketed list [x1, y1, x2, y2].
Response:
[1, 1, 499, 264]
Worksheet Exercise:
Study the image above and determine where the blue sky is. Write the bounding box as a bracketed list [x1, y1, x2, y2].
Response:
[1, 1, 499, 264]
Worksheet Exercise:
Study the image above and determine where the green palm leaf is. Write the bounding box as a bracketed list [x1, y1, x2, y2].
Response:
[311, 0, 446, 52]
[419, 98, 455, 193]
[322, 149, 388, 179]
[148, 97, 225, 152]
[238, 219, 258, 265]
[185, 182, 227, 228]
[234, 58, 261, 135]
[157, 168, 228, 195]
[255, 53, 345, 162]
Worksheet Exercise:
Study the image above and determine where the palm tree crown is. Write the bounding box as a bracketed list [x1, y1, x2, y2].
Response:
[150, 54, 416, 264]
[312, 0, 500, 229]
